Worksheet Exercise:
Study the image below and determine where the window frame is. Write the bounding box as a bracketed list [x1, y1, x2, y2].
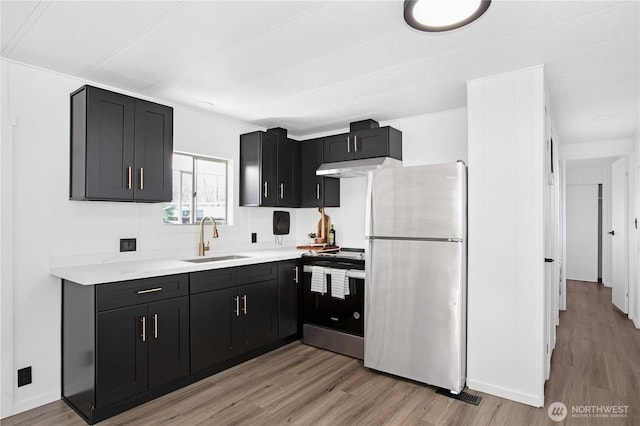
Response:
[165, 152, 229, 226]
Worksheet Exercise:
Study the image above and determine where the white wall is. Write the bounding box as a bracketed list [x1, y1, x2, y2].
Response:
[466, 66, 546, 407]
[565, 185, 599, 282]
[0, 59, 307, 418]
[295, 108, 469, 248]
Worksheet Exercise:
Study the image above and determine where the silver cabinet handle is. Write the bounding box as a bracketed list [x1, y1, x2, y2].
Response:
[354, 135, 358, 152]
[234, 296, 240, 317]
[347, 136, 350, 153]
[316, 183, 320, 200]
[242, 295, 247, 314]
[137, 287, 162, 295]
[294, 266, 299, 284]
[141, 316, 146, 342]
[127, 166, 132, 189]
[279, 183, 284, 199]
[263, 181, 268, 198]
[139, 167, 144, 190]
[153, 313, 158, 339]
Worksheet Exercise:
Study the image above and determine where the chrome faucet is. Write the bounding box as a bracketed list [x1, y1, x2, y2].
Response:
[198, 216, 219, 256]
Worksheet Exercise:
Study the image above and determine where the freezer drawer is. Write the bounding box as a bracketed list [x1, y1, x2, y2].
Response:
[364, 238, 466, 392]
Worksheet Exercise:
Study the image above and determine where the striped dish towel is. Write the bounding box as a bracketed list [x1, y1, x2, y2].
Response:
[311, 266, 327, 294]
[330, 269, 349, 300]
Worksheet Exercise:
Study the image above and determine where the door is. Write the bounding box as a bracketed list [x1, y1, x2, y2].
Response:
[147, 297, 189, 389]
[353, 128, 388, 160]
[134, 100, 173, 202]
[190, 287, 237, 372]
[86, 87, 135, 201]
[240, 280, 278, 352]
[96, 305, 147, 407]
[323, 133, 353, 162]
[611, 157, 628, 313]
[365, 239, 465, 393]
[565, 185, 599, 281]
[278, 261, 301, 338]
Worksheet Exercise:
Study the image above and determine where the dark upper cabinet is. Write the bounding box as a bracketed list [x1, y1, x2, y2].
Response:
[323, 126, 402, 163]
[240, 129, 300, 207]
[300, 138, 340, 208]
[70, 85, 173, 202]
[240, 130, 277, 206]
[277, 260, 302, 339]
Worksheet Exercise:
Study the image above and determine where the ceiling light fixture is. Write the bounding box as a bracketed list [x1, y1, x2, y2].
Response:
[593, 114, 615, 122]
[404, 0, 491, 32]
[196, 101, 215, 108]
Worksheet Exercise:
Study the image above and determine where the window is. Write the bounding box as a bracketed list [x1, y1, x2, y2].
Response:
[163, 153, 228, 225]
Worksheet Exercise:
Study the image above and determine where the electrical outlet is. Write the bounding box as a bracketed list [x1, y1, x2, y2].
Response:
[17, 366, 31, 387]
[120, 238, 136, 252]
[251, 233, 257, 243]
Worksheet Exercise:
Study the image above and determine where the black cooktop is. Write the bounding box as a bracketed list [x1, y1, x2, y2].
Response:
[302, 247, 365, 269]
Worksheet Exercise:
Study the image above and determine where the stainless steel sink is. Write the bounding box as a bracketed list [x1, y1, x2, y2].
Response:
[183, 255, 249, 263]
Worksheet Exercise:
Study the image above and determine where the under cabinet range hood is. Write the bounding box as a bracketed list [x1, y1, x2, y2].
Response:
[316, 157, 403, 178]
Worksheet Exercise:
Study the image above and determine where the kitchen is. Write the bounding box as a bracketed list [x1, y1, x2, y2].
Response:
[1, 1, 639, 425]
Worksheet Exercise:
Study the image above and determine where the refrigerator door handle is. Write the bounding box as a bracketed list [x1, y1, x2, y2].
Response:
[364, 171, 374, 238]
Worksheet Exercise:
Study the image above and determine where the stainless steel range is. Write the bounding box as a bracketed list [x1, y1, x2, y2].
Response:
[301, 248, 365, 359]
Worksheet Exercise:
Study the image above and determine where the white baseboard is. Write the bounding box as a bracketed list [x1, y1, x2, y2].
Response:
[467, 378, 544, 407]
[633, 316, 639, 329]
[10, 391, 59, 417]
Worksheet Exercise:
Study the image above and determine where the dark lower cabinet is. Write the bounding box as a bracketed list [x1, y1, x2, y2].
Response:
[63, 274, 189, 424]
[189, 263, 279, 373]
[96, 305, 147, 407]
[278, 260, 302, 338]
[62, 261, 299, 425]
[190, 287, 237, 371]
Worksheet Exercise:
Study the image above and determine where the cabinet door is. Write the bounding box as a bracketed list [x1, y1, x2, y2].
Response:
[190, 288, 237, 372]
[278, 261, 301, 338]
[260, 131, 278, 207]
[300, 138, 324, 207]
[352, 127, 389, 159]
[240, 280, 278, 352]
[323, 133, 353, 162]
[85, 87, 135, 201]
[276, 138, 298, 207]
[134, 100, 173, 202]
[96, 305, 147, 407]
[147, 297, 189, 389]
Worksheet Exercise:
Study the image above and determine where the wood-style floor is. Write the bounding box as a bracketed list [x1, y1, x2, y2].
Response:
[4, 280, 639, 425]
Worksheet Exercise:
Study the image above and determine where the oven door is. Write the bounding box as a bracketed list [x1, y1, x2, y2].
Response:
[302, 269, 364, 337]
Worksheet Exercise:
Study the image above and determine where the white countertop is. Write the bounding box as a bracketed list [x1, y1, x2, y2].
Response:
[50, 248, 303, 285]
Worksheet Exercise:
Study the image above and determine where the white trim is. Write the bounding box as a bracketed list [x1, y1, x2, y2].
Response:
[466, 379, 544, 408]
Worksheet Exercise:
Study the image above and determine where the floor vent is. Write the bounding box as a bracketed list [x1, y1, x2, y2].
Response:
[435, 388, 483, 406]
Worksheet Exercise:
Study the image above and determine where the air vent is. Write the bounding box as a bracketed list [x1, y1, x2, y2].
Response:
[435, 388, 483, 406]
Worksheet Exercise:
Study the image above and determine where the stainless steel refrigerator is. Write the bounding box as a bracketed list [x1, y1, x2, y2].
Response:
[364, 161, 467, 393]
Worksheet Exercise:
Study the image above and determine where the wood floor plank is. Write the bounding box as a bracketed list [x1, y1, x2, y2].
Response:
[3, 279, 639, 425]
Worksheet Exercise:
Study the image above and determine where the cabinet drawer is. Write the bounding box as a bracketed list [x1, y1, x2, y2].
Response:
[96, 274, 188, 311]
[239, 262, 278, 284]
[190, 267, 239, 294]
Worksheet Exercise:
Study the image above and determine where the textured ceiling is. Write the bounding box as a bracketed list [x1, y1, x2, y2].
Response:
[2, 0, 638, 142]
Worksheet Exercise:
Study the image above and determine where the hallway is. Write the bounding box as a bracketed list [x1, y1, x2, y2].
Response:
[542, 280, 640, 424]
[4, 280, 640, 425]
